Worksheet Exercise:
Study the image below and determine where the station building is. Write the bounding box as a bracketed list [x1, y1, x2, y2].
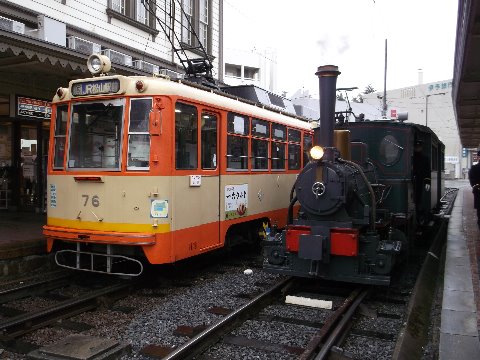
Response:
[0, 0, 223, 213]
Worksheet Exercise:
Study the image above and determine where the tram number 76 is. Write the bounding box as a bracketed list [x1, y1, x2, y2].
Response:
[81, 194, 100, 207]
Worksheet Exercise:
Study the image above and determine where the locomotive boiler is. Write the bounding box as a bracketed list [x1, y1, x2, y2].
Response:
[263, 65, 405, 285]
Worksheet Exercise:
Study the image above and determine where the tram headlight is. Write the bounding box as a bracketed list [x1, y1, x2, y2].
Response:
[87, 54, 111, 75]
[310, 146, 325, 160]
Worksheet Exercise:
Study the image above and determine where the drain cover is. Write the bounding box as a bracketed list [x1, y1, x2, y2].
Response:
[27, 335, 130, 359]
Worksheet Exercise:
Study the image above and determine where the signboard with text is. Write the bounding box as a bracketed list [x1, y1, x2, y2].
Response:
[17, 96, 52, 119]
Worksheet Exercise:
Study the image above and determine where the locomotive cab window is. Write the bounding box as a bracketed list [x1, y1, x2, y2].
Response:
[68, 99, 124, 170]
[53, 105, 68, 169]
[379, 134, 402, 166]
[227, 112, 249, 170]
[175, 102, 198, 169]
[127, 98, 151, 170]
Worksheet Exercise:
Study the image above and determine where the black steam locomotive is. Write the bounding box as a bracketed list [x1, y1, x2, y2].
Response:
[263, 65, 445, 285]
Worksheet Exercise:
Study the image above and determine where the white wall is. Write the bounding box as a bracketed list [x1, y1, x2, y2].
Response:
[224, 47, 276, 92]
[9, 0, 221, 77]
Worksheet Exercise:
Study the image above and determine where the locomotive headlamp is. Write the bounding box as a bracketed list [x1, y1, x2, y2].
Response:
[310, 146, 325, 160]
[87, 54, 111, 75]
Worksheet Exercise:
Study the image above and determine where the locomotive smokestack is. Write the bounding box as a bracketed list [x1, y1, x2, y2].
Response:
[315, 65, 341, 162]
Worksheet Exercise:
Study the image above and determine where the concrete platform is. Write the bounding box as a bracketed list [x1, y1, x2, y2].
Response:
[439, 179, 480, 359]
[0, 211, 51, 278]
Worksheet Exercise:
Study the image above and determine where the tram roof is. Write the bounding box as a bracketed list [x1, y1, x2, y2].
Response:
[54, 74, 315, 132]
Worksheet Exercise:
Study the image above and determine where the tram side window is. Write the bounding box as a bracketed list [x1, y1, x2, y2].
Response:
[288, 129, 301, 170]
[201, 112, 217, 169]
[175, 103, 198, 169]
[271, 142, 286, 170]
[271, 123, 286, 170]
[127, 98, 151, 169]
[227, 112, 249, 170]
[251, 119, 269, 170]
[252, 139, 268, 170]
[53, 105, 68, 169]
[303, 134, 313, 166]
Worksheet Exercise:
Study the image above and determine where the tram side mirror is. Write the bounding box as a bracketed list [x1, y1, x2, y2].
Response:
[149, 110, 161, 136]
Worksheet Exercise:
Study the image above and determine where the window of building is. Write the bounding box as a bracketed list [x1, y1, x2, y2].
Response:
[111, 0, 126, 13]
[227, 112, 249, 170]
[53, 105, 68, 169]
[225, 64, 241, 78]
[199, 0, 208, 48]
[107, 0, 158, 35]
[175, 102, 198, 169]
[244, 66, 259, 80]
[128, 98, 151, 169]
[181, 0, 211, 51]
[201, 112, 217, 169]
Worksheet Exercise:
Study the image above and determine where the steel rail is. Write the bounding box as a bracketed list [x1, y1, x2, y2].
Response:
[0, 282, 129, 340]
[0, 274, 72, 305]
[298, 287, 365, 360]
[315, 288, 369, 359]
[162, 277, 294, 360]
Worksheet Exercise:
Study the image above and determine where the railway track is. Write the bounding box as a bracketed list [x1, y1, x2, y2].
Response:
[135, 276, 369, 360]
[0, 275, 130, 343]
[0, 188, 457, 358]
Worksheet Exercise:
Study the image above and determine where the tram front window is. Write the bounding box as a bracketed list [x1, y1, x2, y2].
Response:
[68, 99, 124, 170]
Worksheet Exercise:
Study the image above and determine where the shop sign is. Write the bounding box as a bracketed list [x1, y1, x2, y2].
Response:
[17, 96, 52, 119]
[445, 156, 458, 164]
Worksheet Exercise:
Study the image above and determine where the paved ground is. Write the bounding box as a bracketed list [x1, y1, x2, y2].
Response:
[0, 211, 46, 259]
[439, 179, 480, 359]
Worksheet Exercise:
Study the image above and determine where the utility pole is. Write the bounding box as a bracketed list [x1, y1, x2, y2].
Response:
[382, 39, 387, 118]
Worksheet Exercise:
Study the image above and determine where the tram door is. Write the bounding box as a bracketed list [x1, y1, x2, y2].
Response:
[173, 105, 220, 254]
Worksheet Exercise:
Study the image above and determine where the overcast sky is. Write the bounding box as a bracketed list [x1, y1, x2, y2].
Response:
[223, 0, 458, 97]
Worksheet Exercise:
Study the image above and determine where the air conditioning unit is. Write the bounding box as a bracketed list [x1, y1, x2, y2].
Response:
[102, 49, 133, 66]
[159, 68, 184, 79]
[67, 36, 101, 55]
[133, 60, 159, 75]
[0, 16, 25, 34]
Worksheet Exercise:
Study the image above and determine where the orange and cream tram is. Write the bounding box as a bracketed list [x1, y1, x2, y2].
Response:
[43, 55, 314, 276]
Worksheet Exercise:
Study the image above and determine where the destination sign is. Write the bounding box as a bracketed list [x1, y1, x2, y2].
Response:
[71, 79, 121, 97]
